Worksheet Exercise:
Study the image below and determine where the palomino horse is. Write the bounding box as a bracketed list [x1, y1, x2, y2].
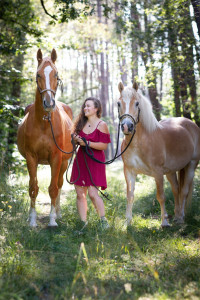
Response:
[118, 82, 200, 227]
[17, 49, 73, 227]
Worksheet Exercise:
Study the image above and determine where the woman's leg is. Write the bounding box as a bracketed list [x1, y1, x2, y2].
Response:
[88, 186, 105, 217]
[75, 185, 88, 222]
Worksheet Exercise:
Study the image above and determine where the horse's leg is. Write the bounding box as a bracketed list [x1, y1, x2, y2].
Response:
[26, 155, 39, 227]
[179, 160, 197, 223]
[124, 166, 136, 225]
[48, 155, 62, 226]
[166, 172, 181, 222]
[56, 159, 69, 219]
[155, 176, 170, 227]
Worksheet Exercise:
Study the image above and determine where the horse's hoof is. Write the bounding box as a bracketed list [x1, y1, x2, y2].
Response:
[161, 220, 171, 228]
[48, 220, 58, 227]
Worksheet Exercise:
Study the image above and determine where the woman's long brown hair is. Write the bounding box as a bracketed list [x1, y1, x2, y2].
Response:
[73, 97, 102, 134]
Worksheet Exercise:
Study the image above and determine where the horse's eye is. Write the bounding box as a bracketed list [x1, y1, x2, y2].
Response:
[117, 101, 121, 108]
[135, 101, 139, 107]
[55, 73, 58, 78]
[37, 73, 41, 78]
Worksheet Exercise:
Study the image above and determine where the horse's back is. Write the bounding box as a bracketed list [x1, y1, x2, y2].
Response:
[160, 117, 200, 161]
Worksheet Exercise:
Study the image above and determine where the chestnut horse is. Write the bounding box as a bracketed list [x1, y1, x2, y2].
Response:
[118, 82, 200, 227]
[17, 49, 73, 227]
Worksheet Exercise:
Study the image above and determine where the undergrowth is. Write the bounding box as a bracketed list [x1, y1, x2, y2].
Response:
[0, 164, 199, 299]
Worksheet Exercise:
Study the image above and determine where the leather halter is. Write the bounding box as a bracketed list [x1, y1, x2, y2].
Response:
[36, 58, 63, 96]
[36, 74, 63, 96]
[118, 105, 140, 126]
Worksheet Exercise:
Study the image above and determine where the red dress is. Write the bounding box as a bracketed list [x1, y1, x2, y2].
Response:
[70, 126, 111, 190]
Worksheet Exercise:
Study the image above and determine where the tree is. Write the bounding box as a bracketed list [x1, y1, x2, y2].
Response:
[0, 0, 42, 168]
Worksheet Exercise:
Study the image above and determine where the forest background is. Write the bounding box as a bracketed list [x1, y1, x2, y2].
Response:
[0, 0, 200, 170]
[1, 1, 200, 298]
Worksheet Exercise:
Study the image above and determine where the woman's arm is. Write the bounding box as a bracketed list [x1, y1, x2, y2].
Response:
[77, 121, 110, 150]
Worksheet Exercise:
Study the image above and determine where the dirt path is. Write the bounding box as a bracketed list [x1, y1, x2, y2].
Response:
[36, 166, 74, 217]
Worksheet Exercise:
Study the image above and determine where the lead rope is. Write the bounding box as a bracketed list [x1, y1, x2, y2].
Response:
[82, 107, 140, 165]
[82, 150, 112, 201]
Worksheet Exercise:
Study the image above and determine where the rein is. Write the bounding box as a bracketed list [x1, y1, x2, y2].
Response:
[44, 113, 75, 155]
[82, 106, 140, 165]
[46, 103, 140, 197]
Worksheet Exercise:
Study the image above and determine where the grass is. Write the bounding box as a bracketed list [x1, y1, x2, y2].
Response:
[0, 162, 200, 299]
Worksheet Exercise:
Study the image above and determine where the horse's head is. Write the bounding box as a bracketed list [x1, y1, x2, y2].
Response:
[36, 49, 60, 112]
[118, 82, 140, 135]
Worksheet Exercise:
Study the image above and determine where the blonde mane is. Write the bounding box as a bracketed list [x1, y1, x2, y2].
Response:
[37, 57, 57, 72]
[137, 90, 161, 132]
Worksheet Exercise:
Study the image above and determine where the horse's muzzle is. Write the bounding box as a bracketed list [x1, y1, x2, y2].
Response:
[121, 120, 134, 135]
[43, 98, 55, 112]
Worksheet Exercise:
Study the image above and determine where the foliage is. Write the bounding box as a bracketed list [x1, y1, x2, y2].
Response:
[0, 0, 43, 169]
[0, 164, 200, 299]
[1, 0, 200, 171]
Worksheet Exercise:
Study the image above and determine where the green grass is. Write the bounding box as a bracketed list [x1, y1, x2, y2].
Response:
[0, 163, 200, 299]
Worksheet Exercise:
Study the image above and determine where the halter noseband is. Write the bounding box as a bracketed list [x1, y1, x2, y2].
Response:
[36, 75, 63, 96]
[118, 106, 140, 126]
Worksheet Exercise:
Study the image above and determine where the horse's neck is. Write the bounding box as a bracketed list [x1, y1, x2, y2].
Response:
[124, 122, 149, 147]
[34, 89, 47, 120]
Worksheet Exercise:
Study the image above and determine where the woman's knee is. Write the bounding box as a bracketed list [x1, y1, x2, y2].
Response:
[75, 186, 87, 201]
[88, 187, 99, 201]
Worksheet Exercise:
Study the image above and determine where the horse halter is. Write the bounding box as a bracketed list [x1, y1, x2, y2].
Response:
[36, 74, 63, 96]
[118, 104, 140, 126]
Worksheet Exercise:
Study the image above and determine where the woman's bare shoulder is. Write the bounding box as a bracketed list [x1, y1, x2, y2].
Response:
[98, 121, 109, 134]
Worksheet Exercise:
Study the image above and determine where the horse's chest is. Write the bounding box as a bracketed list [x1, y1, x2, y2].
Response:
[26, 132, 54, 160]
[124, 152, 151, 175]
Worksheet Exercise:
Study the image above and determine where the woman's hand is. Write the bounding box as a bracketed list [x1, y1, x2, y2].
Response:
[73, 134, 86, 146]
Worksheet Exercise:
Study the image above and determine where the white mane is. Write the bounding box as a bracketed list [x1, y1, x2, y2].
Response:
[137, 89, 161, 132]
[37, 57, 57, 72]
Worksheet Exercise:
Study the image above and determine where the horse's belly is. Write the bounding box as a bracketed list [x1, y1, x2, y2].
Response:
[38, 159, 49, 165]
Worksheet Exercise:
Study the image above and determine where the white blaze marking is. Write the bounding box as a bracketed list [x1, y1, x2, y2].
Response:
[44, 65, 53, 97]
[122, 89, 132, 114]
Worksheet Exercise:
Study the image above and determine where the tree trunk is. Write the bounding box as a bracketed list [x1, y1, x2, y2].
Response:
[164, 0, 181, 116]
[130, 2, 139, 82]
[191, 0, 200, 38]
[180, 1, 199, 125]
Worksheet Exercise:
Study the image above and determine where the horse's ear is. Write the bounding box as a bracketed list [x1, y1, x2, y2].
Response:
[133, 81, 138, 91]
[37, 49, 43, 66]
[51, 49, 57, 63]
[118, 82, 124, 93]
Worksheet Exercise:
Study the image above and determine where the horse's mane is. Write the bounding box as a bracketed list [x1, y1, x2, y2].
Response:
[37, 57, 57, 72]
[137, 89, 162, 132]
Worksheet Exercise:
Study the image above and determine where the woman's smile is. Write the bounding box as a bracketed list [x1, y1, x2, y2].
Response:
[84, 100, 97, 117]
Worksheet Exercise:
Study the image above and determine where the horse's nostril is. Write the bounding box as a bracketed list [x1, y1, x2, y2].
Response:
[129, 123, 134, 131]
[121, 124, 124, 131]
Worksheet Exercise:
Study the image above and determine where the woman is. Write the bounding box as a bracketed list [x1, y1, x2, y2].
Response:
[71, 97, 111, 232]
